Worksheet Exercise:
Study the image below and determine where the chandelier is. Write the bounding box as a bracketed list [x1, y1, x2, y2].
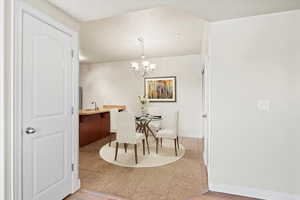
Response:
[130, 38, 156, 77]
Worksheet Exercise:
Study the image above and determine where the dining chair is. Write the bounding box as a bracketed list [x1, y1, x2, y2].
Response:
[109, 108, 119, 146]
[147, 106, 162, 132]
[155, 111, 180, 156]
[115, 112, 146, 164]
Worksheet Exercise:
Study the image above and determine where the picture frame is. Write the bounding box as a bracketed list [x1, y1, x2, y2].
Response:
[144, 76, 177, 102]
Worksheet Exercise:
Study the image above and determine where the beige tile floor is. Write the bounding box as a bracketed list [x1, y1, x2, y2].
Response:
[68, 137, 257, 200]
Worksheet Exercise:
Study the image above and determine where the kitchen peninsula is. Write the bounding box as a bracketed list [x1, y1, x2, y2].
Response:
[79, 105, 126, 147]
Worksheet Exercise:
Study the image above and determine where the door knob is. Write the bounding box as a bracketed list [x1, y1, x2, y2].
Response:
[202, 114, 208, 118]
[25, 127, 36, 134]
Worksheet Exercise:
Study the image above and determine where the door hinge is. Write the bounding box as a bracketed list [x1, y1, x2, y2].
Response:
[71, 106, 74, 115]
[71, 49, 74, 58]
[71, 164, 75, 172]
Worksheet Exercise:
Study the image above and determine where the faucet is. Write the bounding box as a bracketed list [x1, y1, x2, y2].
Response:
[91, 101, 99, 110]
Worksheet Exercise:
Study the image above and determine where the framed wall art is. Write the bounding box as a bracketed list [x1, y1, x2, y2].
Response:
[144, 76, 176, 102]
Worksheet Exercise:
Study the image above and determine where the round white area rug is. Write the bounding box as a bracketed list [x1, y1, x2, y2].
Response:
[99, 138, 185, 168]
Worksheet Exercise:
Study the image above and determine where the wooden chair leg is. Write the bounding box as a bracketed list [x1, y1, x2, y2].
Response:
[174, 139, 178, 156]
[160, 138, 163, 148]
[156, 138, 159, 154]
[142, 139, 145, 155]
[114, 142, 119, 160]
[124, 143, 127, 153]
[134, 144, 138, 164]
[176, 136, 179, 149]
[145, 135, 150, 154]
[109, 132, 112, 146]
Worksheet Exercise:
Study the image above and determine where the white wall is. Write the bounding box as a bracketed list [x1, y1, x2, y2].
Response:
[21, 0, 80, 31]
[210, 10, 300, 199]
[80, 55, 204, 138]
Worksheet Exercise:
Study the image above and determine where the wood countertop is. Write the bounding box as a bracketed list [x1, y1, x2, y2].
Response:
[79, 105, 126, 116]
[79, 109, 111, 116]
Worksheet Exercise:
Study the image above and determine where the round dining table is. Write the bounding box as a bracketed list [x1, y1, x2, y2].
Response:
[135, 114, 162, 153]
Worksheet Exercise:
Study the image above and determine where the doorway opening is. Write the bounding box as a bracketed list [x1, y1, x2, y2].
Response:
[73, 6, 210, 200]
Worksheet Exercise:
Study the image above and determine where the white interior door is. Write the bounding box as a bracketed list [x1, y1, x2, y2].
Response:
[22, 12, 73, 200]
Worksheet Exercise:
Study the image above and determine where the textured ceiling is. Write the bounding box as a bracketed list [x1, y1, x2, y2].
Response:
[46, 0, 300, 63]
[79, 6, 206, 63]
[48, 0, 300, 22]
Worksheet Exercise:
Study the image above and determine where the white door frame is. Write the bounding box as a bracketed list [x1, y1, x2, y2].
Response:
[201, 61, 213, 188]
[204, 62, 213, 189]
[202, 66, 208, 166]
[200, 23, 213, 190]
[13, 2, 80, 200]
[0, 0, 6, 199]
[206, 28, 213, 190]
[1, 0, 15, 199]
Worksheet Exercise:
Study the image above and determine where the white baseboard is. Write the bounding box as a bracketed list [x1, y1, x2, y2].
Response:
[209, 184, 300, 200]
[72, 178, 81, 193]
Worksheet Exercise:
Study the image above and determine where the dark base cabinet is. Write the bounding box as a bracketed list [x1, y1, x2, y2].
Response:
[79, 112, 110, 147]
